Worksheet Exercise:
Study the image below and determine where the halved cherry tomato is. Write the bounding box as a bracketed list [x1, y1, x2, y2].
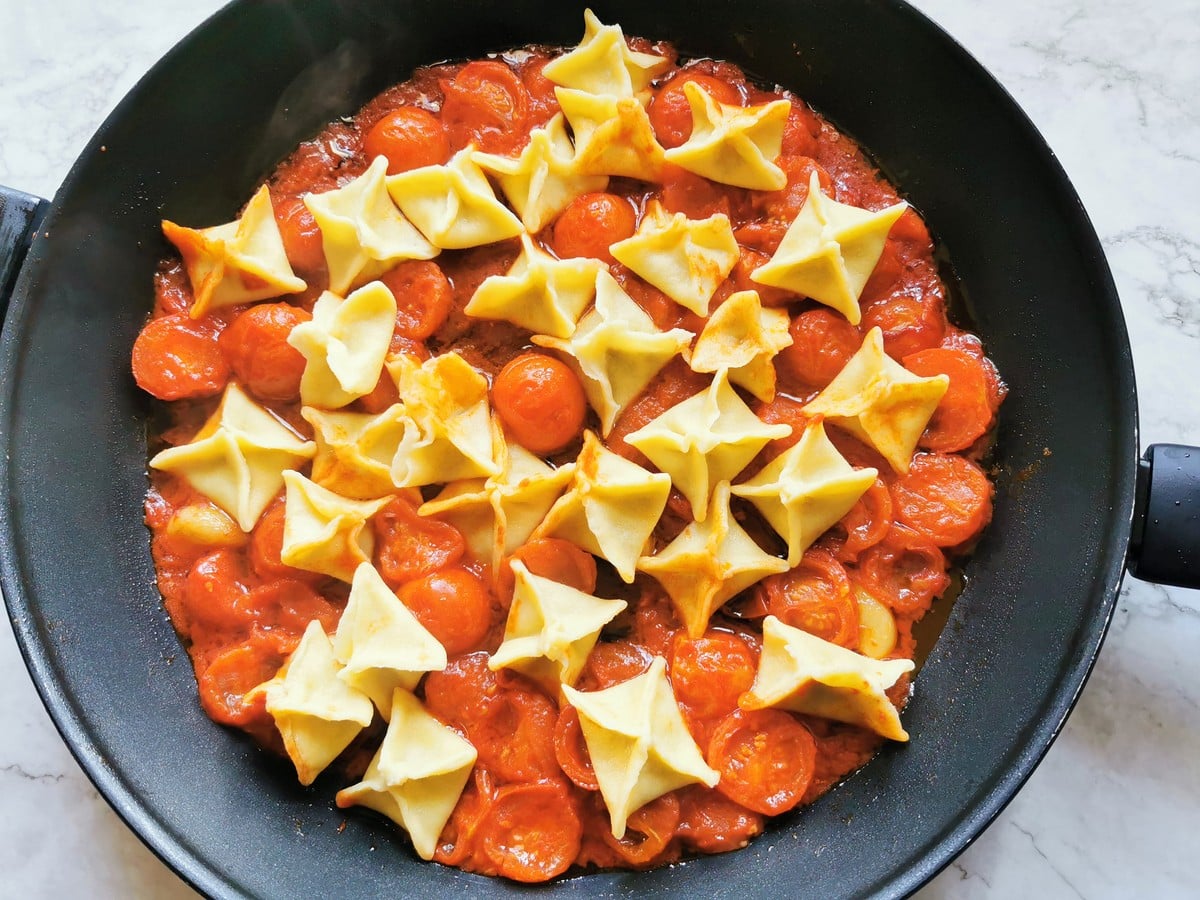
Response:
[833, 477, 894, 563]
[891, 452, 993, 547]
[363, 106, 449, 174]
[218, 302, 310, 401]
[551, 192, 636, 264]
[577, 640, 654, 691]
[181, 548, 258, 637]
[243, 578, 341, 640]
[554, 705, 599, 791]
[650, 72, 741, 148]
[778, 308, 862, 390]
[197, 629, 293, 726]
[423, 651, 502, 729]
[249, 497, 324, 584]
[633, 588, 683, 656]
[675, 783, 764, 853]
[272, 195, 326, 275]
[861, 274, 947, 360]
[709, 708, 816, 815]
[600, 792, 681, 867]
[754, 155, 831, 224]
[502, 538, 598, 596]
[659, 165, 733, 220]
[132, 314, 230, 401]
[904, 347, 995, 452]
[378, 259, 453, 341]
[477, 781, 582, 882]
[492, 352, 587, 455]
[669, 631, 757, 723]
[397, 566, 492, 655]
[433, 767, 496, 868]
[373, 494, 466, 587]
[440, 60, 530, 154]
[781, 101, 821, 157]
[472, 688, 560, 783]
[520, 57, 560, 127]
[855, 522, 950, 615]
[758, 549, 858, 648]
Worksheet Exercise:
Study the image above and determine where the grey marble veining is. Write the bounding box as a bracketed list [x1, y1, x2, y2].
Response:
[1, 1, 1197, 897]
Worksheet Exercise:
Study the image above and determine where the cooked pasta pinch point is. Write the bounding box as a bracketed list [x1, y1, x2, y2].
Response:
[732, 419, 877, 565]
[533, 431, 671, 583]
[331, 564, 448, 715]
[555, 87, 668, 182]
[302, 404, 410, 500]
[626, 370, 789, 520]
[610, 201, 740, 316]
[386, 352, 501, 486]
[148, 382, 316, 532]
[688, 289, 792, 402]
[751, 171, 908, 325]
[742, 616, 915, 741]
[532, 269, 692, 435]
[638, 482, 789, 637]
[542, 9, 669, 100]
[489, 560, 627, 694]
[280, 471, 389, 583]
[802, 327, 950, 473]
[287, 282, 397, 409]
[250, 620, 375, 786]
[464, 233, 602, 338]
[162, 185, 306, 319]
[336, 688, 478, 860]
[386, 146, 524, 249]
[420, 438, 575, 571]
[562, 657, 718, 839]
[302, 155, 437, 294]
[472, 113, 609, 234]
[663, 82, 790, 191]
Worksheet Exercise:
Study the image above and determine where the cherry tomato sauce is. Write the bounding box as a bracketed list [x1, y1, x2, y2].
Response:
[136, 36, 1003, 882]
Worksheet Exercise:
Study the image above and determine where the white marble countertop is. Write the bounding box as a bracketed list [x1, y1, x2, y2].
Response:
[1, 1, 1197, 897]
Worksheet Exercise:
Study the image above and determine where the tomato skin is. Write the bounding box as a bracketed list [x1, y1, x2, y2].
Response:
[378, 259, 453, 341]
[197, 629, 294, 726]
[441, 60, 530, 154]
[904, 347, 996, 452]
[272, 195, 325, 275]
[373, 494, 466, 587]
[551, 192, 636, 264]
[891, 452, 993, 547]
[708, 708, 817, 815]
[249, 497, 324, 584]
[659, 165, 733, 220]
[423, 651, 503, 729]
[218, 303, 310, 401]
[778, 308, 862, 390]
[132, 314, 230, 401]
[856, 521, 950, 616]
[477, 781, 582, 882]
[833, 477, 894, 563]
[397, 566, 492, 655]
[577, 640, 654, 691]
[669, 631, 757, 724]
[492, 352, 586, 455]
[599, 792, 681, 867]
[180, 548, 258, 638]
[500, 538, 597, 600]
[554, 705, 599, 791]
[861, 274, 948, 360]
[675, 783, 763, 854]
[471, 688, 560, 783]
[758, 549, 859, 648]
[650, 72, 741, 148]
[363, 106, 449, 174]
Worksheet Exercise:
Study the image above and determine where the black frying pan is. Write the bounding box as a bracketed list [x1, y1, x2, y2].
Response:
[1, 1, 1197, 897]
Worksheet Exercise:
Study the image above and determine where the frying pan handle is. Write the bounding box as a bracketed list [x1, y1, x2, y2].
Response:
[0, 185, 49, 325]
[1129, 443, 1200, 589]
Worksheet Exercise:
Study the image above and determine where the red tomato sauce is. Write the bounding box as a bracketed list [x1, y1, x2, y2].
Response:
[133, 37, 1004, 882]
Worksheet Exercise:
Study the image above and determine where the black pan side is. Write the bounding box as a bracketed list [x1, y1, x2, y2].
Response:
[0, 1, 1135, 898]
